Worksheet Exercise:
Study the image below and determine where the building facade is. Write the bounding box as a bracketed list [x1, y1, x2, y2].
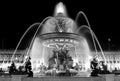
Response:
[0, 50, 120, 71]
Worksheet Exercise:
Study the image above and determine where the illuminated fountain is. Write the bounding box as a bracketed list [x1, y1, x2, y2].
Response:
[11, 2, 106, 77]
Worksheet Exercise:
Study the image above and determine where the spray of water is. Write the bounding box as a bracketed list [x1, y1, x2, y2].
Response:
[75, 11, 106, 62]
[11, 16, 53, 64]
[54, 2, 67, 16]
[11, 23, 41, 62]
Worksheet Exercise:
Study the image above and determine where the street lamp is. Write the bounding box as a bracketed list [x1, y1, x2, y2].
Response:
[108, 38, 111, 51]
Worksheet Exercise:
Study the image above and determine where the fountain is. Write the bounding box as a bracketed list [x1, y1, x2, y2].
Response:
[11, 2, 106, 77]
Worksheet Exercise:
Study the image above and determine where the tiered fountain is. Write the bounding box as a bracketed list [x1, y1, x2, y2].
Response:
[11, 2, 106, 77]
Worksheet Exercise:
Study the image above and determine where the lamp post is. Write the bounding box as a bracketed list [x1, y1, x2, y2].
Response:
[108, 38, 111, 51]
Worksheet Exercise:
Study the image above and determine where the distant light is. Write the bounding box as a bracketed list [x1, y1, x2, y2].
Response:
[108, 38, 111, 42]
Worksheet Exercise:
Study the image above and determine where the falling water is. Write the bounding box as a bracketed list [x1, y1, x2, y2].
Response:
[75, 11, 106, 62]
[11, 23, 41, 62]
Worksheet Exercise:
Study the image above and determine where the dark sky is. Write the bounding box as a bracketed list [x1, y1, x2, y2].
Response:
[0, 1, 119, 51]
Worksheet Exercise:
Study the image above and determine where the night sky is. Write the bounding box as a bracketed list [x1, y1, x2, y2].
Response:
[0, 1, 119, 51]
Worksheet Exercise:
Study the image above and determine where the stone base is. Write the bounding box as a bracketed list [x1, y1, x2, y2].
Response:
[75, 71, 91, 77]
[33, 72, 45, 77]
[11, 75, 27, 81]
[22, 76, 101, 81]
[33, 70, 91, 77]
[0, 74, 119, 81]
[99, 74, 115, 81]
